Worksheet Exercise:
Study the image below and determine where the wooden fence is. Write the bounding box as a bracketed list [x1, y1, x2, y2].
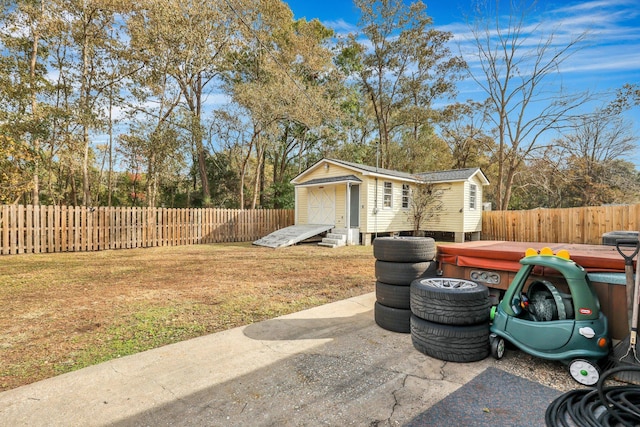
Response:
[0, 205, 295, 255]
[482, 203, 640, 244]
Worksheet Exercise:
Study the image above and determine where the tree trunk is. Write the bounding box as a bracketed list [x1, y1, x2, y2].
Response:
[80, 15, 91, 207]
[251, 138, 265, 209]
[29, 29, 40, 205]
[82, 127, 91, 206]
[196, 146, 210, 204]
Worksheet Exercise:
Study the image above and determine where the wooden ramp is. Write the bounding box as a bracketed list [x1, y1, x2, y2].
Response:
[253, 224, 333, 249]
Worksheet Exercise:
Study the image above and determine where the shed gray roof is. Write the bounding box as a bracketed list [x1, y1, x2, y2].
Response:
[327, 159, 418, 181]
[291, 158, 489, 186]
[330, 160, 488, 185]
[416, 168, 486, 183]
[295, 175, 363, 187]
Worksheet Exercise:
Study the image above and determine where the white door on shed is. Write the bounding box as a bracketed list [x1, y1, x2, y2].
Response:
[308, 187, 335, 225]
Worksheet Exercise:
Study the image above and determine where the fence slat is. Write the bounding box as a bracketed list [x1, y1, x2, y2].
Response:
[482, 204, 640, 244]
[1, 205, 293, 254]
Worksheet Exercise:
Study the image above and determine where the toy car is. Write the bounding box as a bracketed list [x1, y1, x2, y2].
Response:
[489, 247, 610, 385]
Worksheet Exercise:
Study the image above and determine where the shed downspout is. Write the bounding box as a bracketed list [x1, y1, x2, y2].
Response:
[374, 177, 378, 238]
[346, 182, 351, 245]
[294, 186, 299, 225]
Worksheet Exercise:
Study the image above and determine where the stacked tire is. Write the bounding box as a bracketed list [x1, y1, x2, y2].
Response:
[410, 278, 491, 362]
[373, 237, 437, 333]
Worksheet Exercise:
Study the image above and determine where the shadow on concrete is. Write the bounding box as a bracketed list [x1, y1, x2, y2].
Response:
[405, 366, 561, 427]
[110, 309, 413, 427]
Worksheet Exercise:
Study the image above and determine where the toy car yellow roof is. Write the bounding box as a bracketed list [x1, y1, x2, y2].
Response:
[525, 247, 571, 260]
[520, 249, 586, 280]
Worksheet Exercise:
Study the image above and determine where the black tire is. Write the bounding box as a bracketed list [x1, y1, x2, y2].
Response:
[490, 334, 505, 360]
[375, 260, 435, 286]
[374, 302, 411, 333]
[411, 315, 490, 362]
[373, 237, 436, 262]
[375, 281, 410, 309]
[410, 277, 491, 325]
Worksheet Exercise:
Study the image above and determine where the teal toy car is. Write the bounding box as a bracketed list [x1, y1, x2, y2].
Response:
[489, 247, 610, 386]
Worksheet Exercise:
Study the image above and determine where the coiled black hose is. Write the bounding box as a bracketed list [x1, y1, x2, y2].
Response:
[545, 366, 640, 427]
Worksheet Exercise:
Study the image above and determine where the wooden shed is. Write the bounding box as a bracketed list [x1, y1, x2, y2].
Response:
[290, 158, 490, 246]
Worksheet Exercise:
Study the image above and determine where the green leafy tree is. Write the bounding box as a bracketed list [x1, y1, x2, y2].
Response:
[341, 0, 465, 169]
[128, 0, 235, 206]
[439, 100, 494, 170]
[224, 0, 338, 208]
[0, 0, 58, 204]
[120, 10, 185, 207]
[63, 0, 127, 206]
[0, 135, 34, 203]
[205, 151, 240, 208]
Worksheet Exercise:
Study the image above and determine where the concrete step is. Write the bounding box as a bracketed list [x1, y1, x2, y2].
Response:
[318, 242, 338, 248]
[321, 238, 346, 246]
[326, 233, 347, 241]
[318, 228, 354, 248]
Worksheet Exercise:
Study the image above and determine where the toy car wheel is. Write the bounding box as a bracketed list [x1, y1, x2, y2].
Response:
[490, 335, 505, 360]
[568, 359, 600, 386]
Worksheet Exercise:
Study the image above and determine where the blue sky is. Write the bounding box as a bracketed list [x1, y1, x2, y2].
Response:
[284, 0, 640, 165]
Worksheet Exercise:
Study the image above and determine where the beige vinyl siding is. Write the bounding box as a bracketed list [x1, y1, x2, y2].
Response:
[362, 178, 414, 233]
[362, 177, 379, 233]
[295, 186, 309, 225]
[335, 185, 346, 228]
[297, 163, 357, 181]
[463, 177, 483, 232]
[422, 179, 483, 233]
[424, 182, 464, 232]
[359, 177, 372, 232]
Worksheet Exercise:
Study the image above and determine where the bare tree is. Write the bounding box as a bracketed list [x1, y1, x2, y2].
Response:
[557, 110, 638, 205]
[468, 0, 592, 210]
[406, 183, 444, 235]
[508, 146, 571, 209]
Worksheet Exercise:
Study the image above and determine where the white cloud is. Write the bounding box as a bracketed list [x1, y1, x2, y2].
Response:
[322, 18, 359, 35]
[442, 0, 639, 96]
[553, 0, 639, 15]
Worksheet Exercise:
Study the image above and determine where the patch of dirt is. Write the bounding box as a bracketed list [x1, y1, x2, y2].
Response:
[0, 243, 375, 391]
